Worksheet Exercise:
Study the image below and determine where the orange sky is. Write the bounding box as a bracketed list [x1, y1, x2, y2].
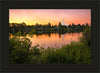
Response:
[9, 9, 91, 26]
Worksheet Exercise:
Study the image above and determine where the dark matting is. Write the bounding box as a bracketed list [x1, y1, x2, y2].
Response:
[0, 0, 100, 73]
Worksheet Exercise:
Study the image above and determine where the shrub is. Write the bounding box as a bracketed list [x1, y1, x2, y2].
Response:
[9, 37, 32, 64]
[79, 27, 91, 46]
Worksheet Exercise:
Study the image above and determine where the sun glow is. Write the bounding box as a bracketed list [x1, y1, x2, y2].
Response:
[9, 9, 91, 26]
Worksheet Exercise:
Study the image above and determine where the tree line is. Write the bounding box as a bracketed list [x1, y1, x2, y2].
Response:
[9, 22, 90, 35]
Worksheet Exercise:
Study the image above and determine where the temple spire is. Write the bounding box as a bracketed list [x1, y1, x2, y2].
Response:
[61, 18, 68, 27]
[63, 18, 64, 22]
[62, 18, 65, 26]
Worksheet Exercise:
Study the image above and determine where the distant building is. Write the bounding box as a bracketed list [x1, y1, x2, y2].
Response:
[61, 18, 68, 27]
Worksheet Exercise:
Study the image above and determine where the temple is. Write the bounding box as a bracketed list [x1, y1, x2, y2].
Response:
[61, 18, 68, 27]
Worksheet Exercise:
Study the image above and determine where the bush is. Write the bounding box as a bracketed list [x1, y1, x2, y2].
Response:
[79, 27, 91, 46]
[9, 37, 32, 64]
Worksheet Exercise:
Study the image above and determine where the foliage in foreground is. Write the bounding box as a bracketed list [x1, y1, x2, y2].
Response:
[9, 38, 91, 64]
[9, 27, 91, 64]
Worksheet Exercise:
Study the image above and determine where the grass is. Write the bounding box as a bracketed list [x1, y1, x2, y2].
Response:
[37, 41, 91, 64]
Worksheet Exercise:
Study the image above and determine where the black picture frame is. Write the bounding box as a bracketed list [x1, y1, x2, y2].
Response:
[0, 0, 100, 73]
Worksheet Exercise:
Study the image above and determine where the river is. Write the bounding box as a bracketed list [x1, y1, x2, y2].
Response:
[25, 32, 82, 49]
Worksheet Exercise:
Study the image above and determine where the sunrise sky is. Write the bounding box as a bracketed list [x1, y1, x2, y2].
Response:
[9, 9, 91, 26]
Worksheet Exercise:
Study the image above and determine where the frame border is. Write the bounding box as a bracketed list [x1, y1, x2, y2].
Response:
[0, 0, 100, 73]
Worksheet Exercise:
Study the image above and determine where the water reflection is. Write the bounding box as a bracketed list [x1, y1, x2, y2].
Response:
[27, 32, 82, 49]
[62, 34, 65, 40]
[10, 32, 82, 49]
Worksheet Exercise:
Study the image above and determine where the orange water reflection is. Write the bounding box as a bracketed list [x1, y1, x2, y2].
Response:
[27, 33, 82, 49]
